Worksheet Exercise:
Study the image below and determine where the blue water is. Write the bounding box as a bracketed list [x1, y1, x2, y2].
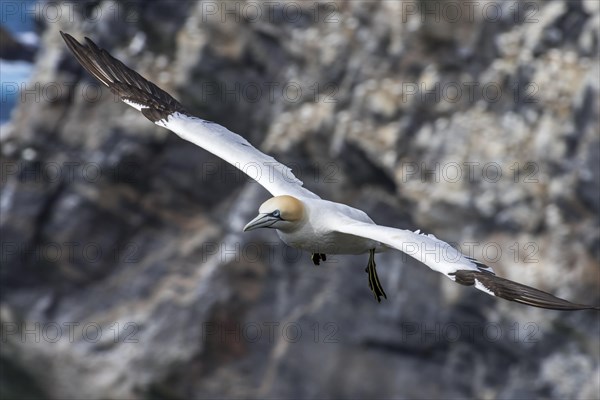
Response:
[1, 0, 37, 123]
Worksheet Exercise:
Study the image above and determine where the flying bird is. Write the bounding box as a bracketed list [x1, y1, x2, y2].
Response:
[60, 32, 599, 311]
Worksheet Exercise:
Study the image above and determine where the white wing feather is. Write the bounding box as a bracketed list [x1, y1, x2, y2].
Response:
[157, 113, 319, 199]
[333, 218, 494, 279]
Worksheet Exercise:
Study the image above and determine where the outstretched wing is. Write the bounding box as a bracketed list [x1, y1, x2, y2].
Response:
[60, 32, 319, 200]
[335, 219, 599, 311]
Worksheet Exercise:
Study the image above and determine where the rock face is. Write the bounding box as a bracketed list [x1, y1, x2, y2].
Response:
[1, 1, 599, 399]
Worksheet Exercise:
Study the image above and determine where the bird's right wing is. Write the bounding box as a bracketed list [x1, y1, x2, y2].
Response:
[60, 32, 319, 200]
[335, 218, 599, 311]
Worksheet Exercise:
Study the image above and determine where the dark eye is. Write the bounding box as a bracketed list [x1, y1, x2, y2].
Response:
[272, 210, 281, 218]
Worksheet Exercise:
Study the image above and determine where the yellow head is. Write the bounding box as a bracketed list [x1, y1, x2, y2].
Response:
[243, 195, 305, 232]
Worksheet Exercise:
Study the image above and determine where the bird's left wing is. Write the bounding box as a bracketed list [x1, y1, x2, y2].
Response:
[60, 32, 319, 200]
[334, 218, 599, 311]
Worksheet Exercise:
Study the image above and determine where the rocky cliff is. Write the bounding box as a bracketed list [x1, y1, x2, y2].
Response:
[1, 1, 599, 399]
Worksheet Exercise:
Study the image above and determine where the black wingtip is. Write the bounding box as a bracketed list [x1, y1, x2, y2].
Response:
[84, 37, 97, 48]
[455, 269, 600, 311]
[59, 31, 188, 123]
[60, 31, 74, 44]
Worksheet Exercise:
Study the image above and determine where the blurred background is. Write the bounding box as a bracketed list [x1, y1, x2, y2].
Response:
[1, 0, 599, 398]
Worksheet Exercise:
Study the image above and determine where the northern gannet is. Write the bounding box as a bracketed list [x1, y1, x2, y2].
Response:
[60, 32, 599, 311]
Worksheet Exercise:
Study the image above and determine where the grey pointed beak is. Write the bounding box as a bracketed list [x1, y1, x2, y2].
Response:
[243, 213, 278, 232]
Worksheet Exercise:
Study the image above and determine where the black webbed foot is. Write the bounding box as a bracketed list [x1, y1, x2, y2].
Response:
[365, 249, 387, 303]
[311, 253, 327, 266]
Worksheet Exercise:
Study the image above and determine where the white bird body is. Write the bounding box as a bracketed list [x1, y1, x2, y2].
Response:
[271, 196, 483, 278]
[60, 32, 599, 311]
